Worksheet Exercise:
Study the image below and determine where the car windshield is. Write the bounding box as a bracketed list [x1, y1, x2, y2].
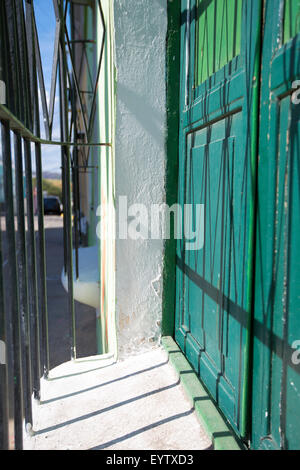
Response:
[44, 198, 59, 210]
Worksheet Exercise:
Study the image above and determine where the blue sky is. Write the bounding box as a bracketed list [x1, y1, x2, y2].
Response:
[34, 0, 63, 173]
[0, 0, 62, 200]
[0, 1, 71, 175]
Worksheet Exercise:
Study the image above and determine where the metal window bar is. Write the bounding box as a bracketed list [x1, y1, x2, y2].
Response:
[1, 121, 24, 450]
[24, 138, 41, 401]
[0, 215, 9, 451]
[14, 133, 33, 434]
[0, 0, 109, 450]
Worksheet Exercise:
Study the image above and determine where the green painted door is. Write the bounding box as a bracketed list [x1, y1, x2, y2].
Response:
[175, 0, 262, 440]
[252, 0, 300, 450]
[175, 0, 300, 449]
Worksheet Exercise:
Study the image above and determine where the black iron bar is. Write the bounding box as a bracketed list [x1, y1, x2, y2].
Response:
[0, 165, 9, 452]
[26, 0, 50, 386]
[24, 138, 41, 401]
[75, 150, 82, 245]
[59, 59, 68, 275]
[73, 166, 99, 169]
[13, 132, 33, 432]
[70, 111, 80, 279]
[64, 25, 89, 141]
[15, 0, 32, 130]
[72, 149, 80, 280]
[70, 3, 79, 280]
[0, 0, 9, 452]
[35, 142, 50, 378]
[25, 0, 36, 134]
[49, 20, 61, 139]
[4, 0, 20, 119]
[30, 1, 50, 381]
[64, 144, 77, 359]
[25, 0, 43, 401]
[86, 0, 106, 143]
[59, 0, 76, 360]
[67, 39, 96, 44]
[33, 16, 50, 140]
[1, 119, 24, 450]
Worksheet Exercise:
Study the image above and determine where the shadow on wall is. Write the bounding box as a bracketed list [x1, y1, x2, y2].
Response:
[117, 82, 165, 146]
[153, 0, 166, 10]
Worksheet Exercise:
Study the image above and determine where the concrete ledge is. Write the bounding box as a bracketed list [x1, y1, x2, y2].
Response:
[161, 337, 244, 451]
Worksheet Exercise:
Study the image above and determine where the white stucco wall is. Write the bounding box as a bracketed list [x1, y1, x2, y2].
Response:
[114, 0, 167, 356]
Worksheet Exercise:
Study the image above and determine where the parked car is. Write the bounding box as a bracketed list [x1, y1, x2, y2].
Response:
[44, 196, 62, 216]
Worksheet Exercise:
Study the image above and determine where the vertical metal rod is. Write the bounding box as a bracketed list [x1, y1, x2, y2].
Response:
[0, 159, 9, 451]
[24, 138, 41, 400]
[87, 0, 106, 143]
[1, 1, 21, 450]
[35, 142, 50, 378]
[13, 132, 33, 431]
[49, 20, 60, 138]
[29, 0, 49, 381]
[33, 16, 50, 139]
[15, 0, 32, 130]
[64, 145, 76, 360]
[59, 62, 67, 275]
[4, 0, 20, 118]
[59, 2, 76, 359]
[72, 150, 80, 280]
[76, 162, 82, 245]
[1, 120, 23, 450]
[70, 1, 79, 277]
[24, 0, 34, 133]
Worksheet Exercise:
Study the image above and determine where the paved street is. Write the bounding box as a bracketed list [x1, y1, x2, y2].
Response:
[0, 214, 97, 369]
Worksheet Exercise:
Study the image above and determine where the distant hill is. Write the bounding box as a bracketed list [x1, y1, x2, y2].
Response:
[32, 177, 62, 200]
[41, 171, 61, 180]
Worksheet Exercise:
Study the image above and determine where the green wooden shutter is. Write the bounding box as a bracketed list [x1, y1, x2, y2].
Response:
[175, 0, 262, 440]
[252, 0, 300, 450]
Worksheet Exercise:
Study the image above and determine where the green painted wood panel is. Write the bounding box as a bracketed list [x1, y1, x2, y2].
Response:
[175, 0, 262, 441]
[174, 0, 300, 450]
[196, 0, 242, 85]
[284, 0, 300, 43]
[252, 0, 300, 450]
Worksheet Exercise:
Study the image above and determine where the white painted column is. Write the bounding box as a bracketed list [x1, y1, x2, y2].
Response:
[113, 0, 168, 356]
